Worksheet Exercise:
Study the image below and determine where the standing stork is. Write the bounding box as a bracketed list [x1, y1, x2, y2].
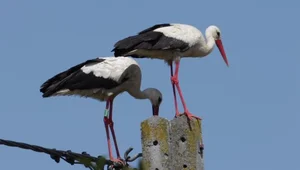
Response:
[112, 23, 229, 120]
[40, 56, 163, 163]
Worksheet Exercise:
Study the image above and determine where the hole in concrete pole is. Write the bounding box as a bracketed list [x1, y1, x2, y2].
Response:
[153, 140, 158, 145]
[164, 153, 168, 159]
[155, 168, 159, 170]
[183, 164, 187, 168]
[180, 137, 186, 142]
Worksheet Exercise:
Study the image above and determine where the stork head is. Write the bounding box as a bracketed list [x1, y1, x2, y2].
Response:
[208, 25, 229, 67]
[143, 88, 163, 116]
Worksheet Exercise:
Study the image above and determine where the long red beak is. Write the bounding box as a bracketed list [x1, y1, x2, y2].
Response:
[215, 40, 229, 67]
[152, 105, 159, 116]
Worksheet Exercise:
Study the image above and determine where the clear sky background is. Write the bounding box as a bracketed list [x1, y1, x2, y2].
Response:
[0, 0, 299, 170]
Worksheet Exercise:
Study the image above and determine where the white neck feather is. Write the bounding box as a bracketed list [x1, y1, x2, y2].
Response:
[201, 27, 216, 55]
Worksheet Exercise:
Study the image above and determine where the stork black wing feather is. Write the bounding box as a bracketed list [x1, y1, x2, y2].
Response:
[40, 58, 120, 97]
[112, 32, 163, 56]
[112, 30, 189, 57]
[138, 23, 171, 34]
[40, 58, 103, 93]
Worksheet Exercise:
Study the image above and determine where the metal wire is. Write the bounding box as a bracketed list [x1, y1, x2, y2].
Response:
[0, 138, 142, 170]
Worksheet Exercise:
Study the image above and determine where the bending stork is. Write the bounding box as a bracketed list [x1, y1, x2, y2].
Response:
[40, 56, 163, 163]
[112, 23, 229, 120]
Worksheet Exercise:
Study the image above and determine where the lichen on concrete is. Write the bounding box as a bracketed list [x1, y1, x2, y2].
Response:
[140, 115, 203, 170]
[140, 117, 170, 170]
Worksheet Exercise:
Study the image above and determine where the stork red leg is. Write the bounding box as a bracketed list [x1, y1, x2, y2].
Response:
[103, 101, 114, 160]
[172, 60, 202, 120]
[170, 63, 180, 117]
[103, 99, 124, 165]
[108, 99, 122, 159]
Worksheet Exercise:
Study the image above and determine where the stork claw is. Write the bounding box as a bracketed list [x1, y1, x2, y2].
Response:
[176, 111, 202, 120]
[107, 158, 126, 170]
[175, 111, 181, 118]
[185, 111, 202, 120]
[108, 147, 142, 169]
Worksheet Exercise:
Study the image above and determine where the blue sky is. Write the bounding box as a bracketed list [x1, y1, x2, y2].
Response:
[0, 0, 299, 170]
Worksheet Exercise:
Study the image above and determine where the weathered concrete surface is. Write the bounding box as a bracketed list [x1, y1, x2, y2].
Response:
[141, 116, 170, 170]
[140, 115, 204, 170]
[169, 115, 203, 170]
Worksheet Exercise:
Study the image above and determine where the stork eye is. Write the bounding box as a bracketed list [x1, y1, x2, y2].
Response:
[158, 97, 162, 103]
[216, 31, 220, 37]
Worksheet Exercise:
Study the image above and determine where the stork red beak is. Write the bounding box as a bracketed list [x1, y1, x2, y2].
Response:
[215, 39, 229, 67]
[152, 105, 159, 116]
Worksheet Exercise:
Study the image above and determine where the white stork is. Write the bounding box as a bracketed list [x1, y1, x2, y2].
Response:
[112, 23, 229, 120]
[40, 56, 162, 163]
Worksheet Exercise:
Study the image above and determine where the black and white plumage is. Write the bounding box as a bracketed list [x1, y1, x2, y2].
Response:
[40, 58, 120, 99]
[40, 56, 162, 162]
[112, 23, 229, 120]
